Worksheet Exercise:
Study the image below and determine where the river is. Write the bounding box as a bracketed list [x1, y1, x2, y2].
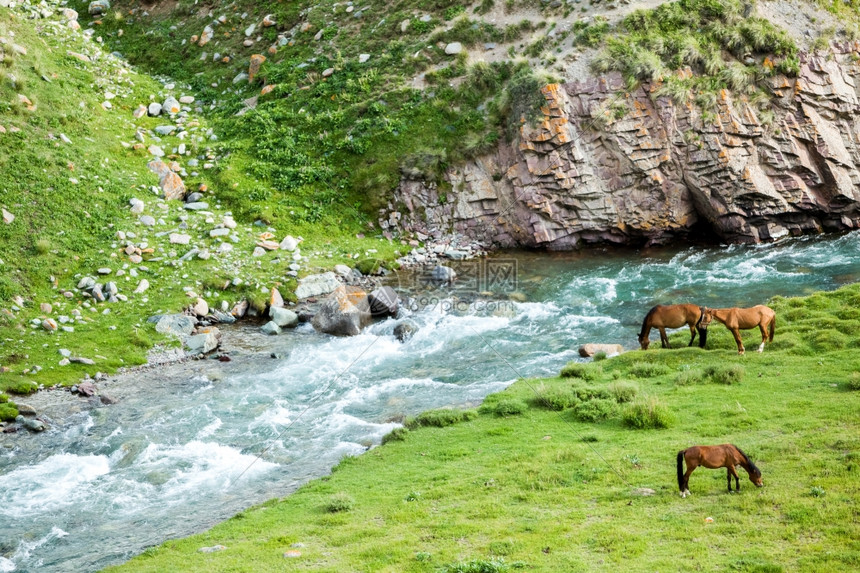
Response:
[2, 231, 860, 572]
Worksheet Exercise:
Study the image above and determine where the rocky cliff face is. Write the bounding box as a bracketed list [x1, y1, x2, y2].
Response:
[380, 44, 860, 248]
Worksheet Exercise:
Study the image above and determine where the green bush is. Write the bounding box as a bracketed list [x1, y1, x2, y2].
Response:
[560, 362, 603, 381]
[809, 329, 848, 352]
[6, 380, 37, 395]
[381, 427, 409, 444]
[847, 372, 860, 391]
[622, 397, 674, 429]
[627, 362, 672, 378]
[531, 385, 577, 410]
[405, 409, 476, 429]
[571, 384, 611, 402]
[324, 492, 355, 513]
[704, 364, 744, 385]
[608, 381, 639, 403]
[482, 399, 528, 417]
[674, 369, 704, 386]
[0, 393, 8, 403]
[0, 402, 18, 422]
[439, 558, 511, 573]
[573, 398, 616, 423]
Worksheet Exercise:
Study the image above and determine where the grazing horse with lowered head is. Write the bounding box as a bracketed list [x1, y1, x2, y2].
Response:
[638, 304, 705, 350]
[677, 444, 763, 497]
[698, 305, 775, 354]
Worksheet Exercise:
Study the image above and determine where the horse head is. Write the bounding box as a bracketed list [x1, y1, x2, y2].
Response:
[697, 307, 713, 329]
[638, 335, 650, 350]
[749, 466, 763, 487]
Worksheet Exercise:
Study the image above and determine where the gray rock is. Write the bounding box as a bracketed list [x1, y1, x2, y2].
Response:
[100, 394, 119, 405]
[184, 202, 209, 210]
[105, 282, 118, 296]
[129, 197, 145, 214]
[154, 314, 197, 337]
[368, 286, 399, 317]
[260, 321, 282, 335]
[92, 284, 105, 302]
[186, 330, 220, 355]
[88, 0, 110, 16]
[295, 272, 341, 299]
[77, 381, 97, 396]
[139, 215, 156, 226]
[394, 320, 418, 343]
[78, 276, 96, 290]
[154, 125, 176, 136]
[279, 235, 298, 251]
[311, 286, 371, 336]
[269, 306, 299, 328]
[70, 356, 96, 365]
[210, 228, 231, 237]
[147, 102, 163, 116]
[578, 343, 625, 358]
[431, 265, 456, 283]
[16, 415, 46, 432]
[17, 404, 37, 416]
[185, 192, 204, 203]
[445, 42, 463, 55]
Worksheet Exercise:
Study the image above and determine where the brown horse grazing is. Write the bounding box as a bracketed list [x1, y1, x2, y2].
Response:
[677, 444, 763, 497]
[638, 304, 706, 350]
[698, 305, 775, 354]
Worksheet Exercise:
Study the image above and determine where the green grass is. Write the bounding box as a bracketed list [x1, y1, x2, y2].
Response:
[107, 284, 860, 572]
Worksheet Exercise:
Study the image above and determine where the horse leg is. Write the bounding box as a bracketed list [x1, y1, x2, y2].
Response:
[659, 327, 670, 349]
[758, 323, 767, 352]
[728, 465, 741, 492]
[688, 324, 697, 347]
[727, 469, 732, 492]
[731, 328, 745, 354]
[683, 467, 695, 497]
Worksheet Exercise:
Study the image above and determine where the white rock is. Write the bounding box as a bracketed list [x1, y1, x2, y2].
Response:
[279, 235, 298, 251]
[445, 42, 463, 55]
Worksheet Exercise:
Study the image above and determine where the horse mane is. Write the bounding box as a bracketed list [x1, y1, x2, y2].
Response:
[639, 305, 659, 339]
[733, 445, 761, 475]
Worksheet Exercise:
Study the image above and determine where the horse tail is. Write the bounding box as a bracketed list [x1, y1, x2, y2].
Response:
[639, 306, 658, 340]
[677, 450, 686, 492]
[768, 316, 775, 342]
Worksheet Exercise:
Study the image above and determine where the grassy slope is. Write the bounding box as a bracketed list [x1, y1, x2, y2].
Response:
[108, 284, 860, 572]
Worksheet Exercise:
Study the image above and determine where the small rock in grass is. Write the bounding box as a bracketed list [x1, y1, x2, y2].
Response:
[198, 545, 227, 553]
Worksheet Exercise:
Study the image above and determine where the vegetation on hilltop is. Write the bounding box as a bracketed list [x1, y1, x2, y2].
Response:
[107, 283, 860, 572]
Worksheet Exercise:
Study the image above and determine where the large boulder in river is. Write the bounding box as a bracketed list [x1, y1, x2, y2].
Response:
[368, 286, 399, 317]
[312, 286, 371, 336]
[186, 328, 221, 355]
[393, 320, 418, 343]
[269, 306, 299, 328]
[295, 272, 341, 299]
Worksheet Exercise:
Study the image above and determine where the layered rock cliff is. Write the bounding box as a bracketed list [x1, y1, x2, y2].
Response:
[380, 44, 860, 248]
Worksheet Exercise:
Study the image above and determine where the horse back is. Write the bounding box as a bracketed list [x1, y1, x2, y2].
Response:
[651, 304, 700, 328]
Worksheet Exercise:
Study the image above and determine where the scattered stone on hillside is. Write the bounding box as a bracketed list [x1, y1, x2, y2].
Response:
[62, 8, 78, 21]
[262, 14, 276, 27]
[312, 286, 371, 336]
[154, 125, 176, 136]
[209, 228, 230, 238]
[257, 240, 279, 251]
[260, 321, 281, 335]
[198, 545, 227, 554]
[279, 235, 298, 251]
[368, 286, 399, 317]
[199, 26, 214, 46]
[578, 343, 624, 358]
[97, 267, 112, 275]
[269, 287, 284, 309]
[244, 23, 256, 37]
[192, 298, 209, 317]
[2, 209, 14, 224]
[78, 276, 96, 289]
[295, 272, 341, 299]
[400, 19, 410, 33]
[633, 488, 656, 496]
[359, 53, 370, 63]
[133, 104, 147, 118]
[179, 95, 195, 105]
[445, 42, 463, 55]
[147, 102, 162, 116]
[148, 144, 165, 157]
[42, 318, 58, 332]
[283, 550, 301, 558]
[139, 215, 156, 227]
[184, 202, 209, 210]
[322, 67, 334, 77]
[40, 302, 52, 314]
[334, 264, 352, 277]
[129, 197, 145, 214]
[394, 320, 418, 342]
[248, 54, 266, 82]
[169, 233, 191, 245]
[154, 314, 197, 337]
[163, 97, 181, 114]
[233, 72, 249, 84]
[70, 356, 96, 365]
[134, 279, 149, 294]
[88, 0, 110, 16]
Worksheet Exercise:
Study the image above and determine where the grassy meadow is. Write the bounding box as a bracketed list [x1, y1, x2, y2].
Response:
[106, 285, 860, 572]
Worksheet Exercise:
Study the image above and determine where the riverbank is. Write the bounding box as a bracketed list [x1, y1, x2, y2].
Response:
[103, 282, 860, 572]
